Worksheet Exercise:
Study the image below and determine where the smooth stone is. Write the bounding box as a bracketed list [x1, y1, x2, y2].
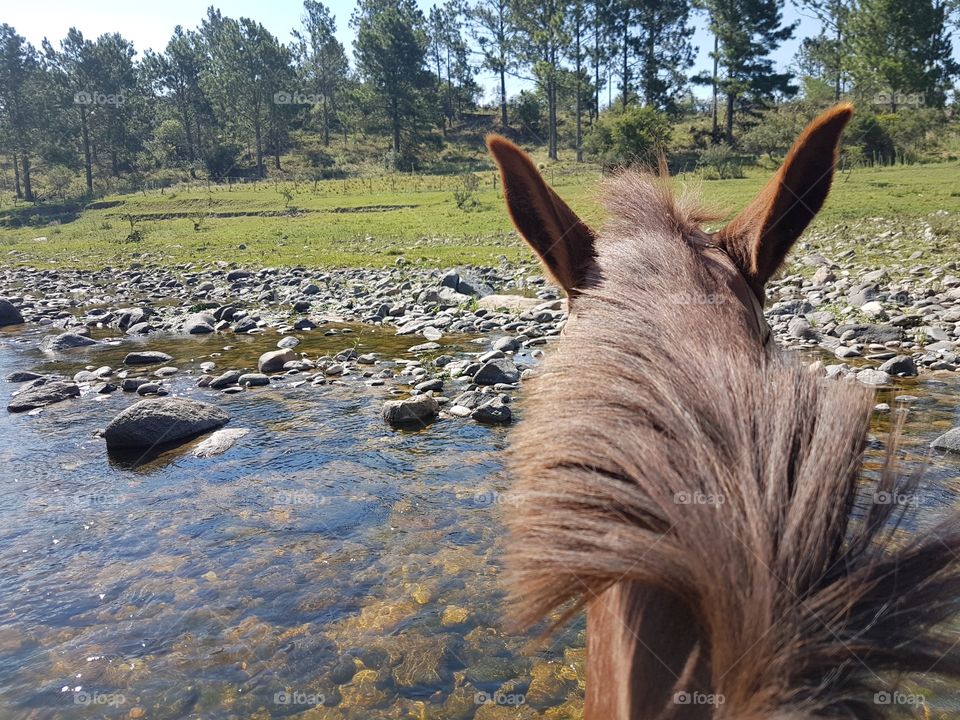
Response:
[124, 351, 173, 365]
[103, 397, 229, 449]
[492, 336, 520, 352]
[183, 312, 216, 334]
[258, 348, 298, 373]
[6, 371, 43, 383]
[277, 336, 300, 349]
[121, 378, 150, 392]
[209, 370, 242, 389]
[7, 381, 80, 412]
[382, 395, 439, 426]
[136, 382, 166, 396]
[239, 373, 270, 386]
[856, 369, 891, 386]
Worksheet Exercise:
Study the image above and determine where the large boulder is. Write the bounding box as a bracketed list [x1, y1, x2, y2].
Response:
[835, 324, 902, 345]
[41, 332, 99, 351]
[8, 380, 80, 412]
[382, 395, 439, 426]
[0, 299, 24, 326]
[103, 397, 229, 449]
[258, 348, 298, 372]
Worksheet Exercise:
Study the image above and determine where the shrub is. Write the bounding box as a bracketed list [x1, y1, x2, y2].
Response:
[453, 173, 480, 211]
[584, 105, 672, 168]
[511, 91, 544, 137]
[698, 144, 745, 179]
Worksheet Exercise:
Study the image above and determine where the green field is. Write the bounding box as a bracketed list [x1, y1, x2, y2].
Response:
[0, 161, 957, 269]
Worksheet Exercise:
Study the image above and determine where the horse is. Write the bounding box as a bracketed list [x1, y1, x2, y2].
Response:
[487, 104, 960, 719]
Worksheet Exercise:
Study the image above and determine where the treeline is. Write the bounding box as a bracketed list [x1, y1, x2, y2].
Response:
[0, 0, 958, 201]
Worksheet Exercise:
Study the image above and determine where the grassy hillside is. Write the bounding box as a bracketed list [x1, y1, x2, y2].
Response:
[0, 161, 957, 269]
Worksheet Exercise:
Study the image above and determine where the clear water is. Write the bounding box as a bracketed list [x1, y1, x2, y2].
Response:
[0, 325, 957, 718]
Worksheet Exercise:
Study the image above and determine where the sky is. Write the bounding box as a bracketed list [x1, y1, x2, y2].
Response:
[4, 0, 957, 104]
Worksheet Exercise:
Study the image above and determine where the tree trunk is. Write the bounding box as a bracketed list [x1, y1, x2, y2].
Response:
[22, 153, 34, 203]
[500, 66, 508, 126]
[254, 119, 264, 178]
[725, 92, 735, 145]
[621, 14, 630, 109]
[80, 107, 93, 193]
[392, 98, 401, 155]
[181, 102, 196, 161]
[711, 32, 719, 144]
[548, 75, 558, 160]
[834, 24, 842, 101]
[323, 95, 331, 146]
[12, 153, 21, 199]
[575, 11, 583, 162]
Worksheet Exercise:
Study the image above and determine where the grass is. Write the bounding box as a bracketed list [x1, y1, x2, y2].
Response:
[0, 161, 956, 270]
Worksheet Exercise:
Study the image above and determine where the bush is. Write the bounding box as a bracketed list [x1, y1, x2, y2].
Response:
[204, 143, 242, 180]
[510, 91, 544, 137]
[584, 105, 672, 168]
[844, 109, 945, 165]
[698, 144, 745, 179]
[453, 173, 480, 211]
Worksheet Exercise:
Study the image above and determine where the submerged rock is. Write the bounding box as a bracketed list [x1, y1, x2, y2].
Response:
[8, 381, 80, 412]
[192, 428, 250, 457]
[382, 395, 439, 426]
[103, 397, 229, 449]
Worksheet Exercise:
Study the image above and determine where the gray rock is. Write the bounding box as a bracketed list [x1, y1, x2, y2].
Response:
[835, 324, 902, 344]
[878, 355, 918, 377]
[183, 312, 216, 334]
[124, 351, 173, 365]
[41, 332, 99, 351]
[931, 428, 960, 454]
[382, 395, 439, 426]
[121, 378, 150, 392]
[471, 397, 512, 424]
[136, 382, 166, 396]
[258, 348, 298, 373]
[7, 371, 44, 383]
[0, 299, 24, 326]
[415, 378, 443, 393]
[473, 359, 520, 386]
[103, 397, 229, 449]
[492, 336, 520, 352]
[239, 373, 270, 386]
[8, 381, 80, 412]
[856, 369, 891, 386]
[277, 336, 300, 349]
[226, 269, 252, 281]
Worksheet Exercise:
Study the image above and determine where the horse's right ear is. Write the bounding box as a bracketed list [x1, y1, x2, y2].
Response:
[487, 135, 597, 296]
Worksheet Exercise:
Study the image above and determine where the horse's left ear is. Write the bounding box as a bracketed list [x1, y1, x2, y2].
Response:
[487, 135, 597, 296]
[718, 103, 853, 296]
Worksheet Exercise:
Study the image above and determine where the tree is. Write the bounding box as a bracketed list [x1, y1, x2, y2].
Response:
[847, 0, 959, 109]
[471, 0, 517, 126]
[511, 0, 568, 159]
[352, 0, 434, 157]
[698, 0, 797, 143]
[0, 25, 46, 201]
[293, 1, 349, 146]
[794, 0, 853, 100]
[143, 26, 211, 163]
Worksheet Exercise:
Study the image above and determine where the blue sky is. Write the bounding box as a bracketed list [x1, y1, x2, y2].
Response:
[5, 0, 957, 103]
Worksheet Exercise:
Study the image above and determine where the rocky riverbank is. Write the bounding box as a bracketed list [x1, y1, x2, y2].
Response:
[1, 251, 959, 451]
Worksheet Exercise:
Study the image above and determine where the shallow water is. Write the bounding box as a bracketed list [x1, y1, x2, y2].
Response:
[0, 325, 958, 719]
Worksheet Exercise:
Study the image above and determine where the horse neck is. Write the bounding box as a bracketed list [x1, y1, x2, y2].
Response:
[586, 582, 711, 720]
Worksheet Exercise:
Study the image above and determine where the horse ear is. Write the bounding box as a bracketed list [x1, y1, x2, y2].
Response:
[487, 135, 597, 296]
[718, 103, 853, 296]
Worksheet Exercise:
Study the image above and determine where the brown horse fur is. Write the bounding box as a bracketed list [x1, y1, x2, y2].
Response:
[488, 105, 960, 719]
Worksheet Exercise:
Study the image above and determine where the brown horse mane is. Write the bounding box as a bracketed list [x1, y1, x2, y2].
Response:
[506, 169, 960, 718]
